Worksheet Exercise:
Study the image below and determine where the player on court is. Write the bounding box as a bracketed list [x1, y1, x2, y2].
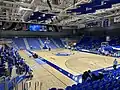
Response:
[113, 58, 118, 70]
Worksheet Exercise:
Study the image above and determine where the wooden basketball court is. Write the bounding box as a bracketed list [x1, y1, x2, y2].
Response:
[18, 50, 75, 90]
[18, 49, 120, 90]
[34, 49, 120, 75]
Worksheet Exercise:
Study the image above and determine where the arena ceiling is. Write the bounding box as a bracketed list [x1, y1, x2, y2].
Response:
[0, 0, 120, 26]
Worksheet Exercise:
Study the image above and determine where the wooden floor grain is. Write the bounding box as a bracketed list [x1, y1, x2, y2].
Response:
[34, 49, 120, 75]
[18, 50, 75, 90]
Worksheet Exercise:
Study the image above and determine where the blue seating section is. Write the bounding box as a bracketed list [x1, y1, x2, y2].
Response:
[0, 45, 30, 89]
[75, 36, 120, 58]
[65, 67, 120, 90]
[12, 38, 26, 49]
[53, 38, 64, 48]
[76, 36, 106, 50]
[40, 38, 49, 48]
[0, 75, 26, 90]
[48, 39, 57, 49]
[27, 38, 41, 49]
[12, 38, 64, 50]
[108, 37, 120, 46]
[0, 83, 4, 90]
[60, 38, 67, 46]
[40, 38, 58, 49]
[76, 36, 120, 50]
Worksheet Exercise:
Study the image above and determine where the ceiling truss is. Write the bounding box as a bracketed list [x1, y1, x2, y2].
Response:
[0, 0, 120, 26]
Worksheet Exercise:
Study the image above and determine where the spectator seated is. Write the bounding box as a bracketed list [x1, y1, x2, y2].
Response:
[51, 65, 120, 90]
[0, 44, 32, 89]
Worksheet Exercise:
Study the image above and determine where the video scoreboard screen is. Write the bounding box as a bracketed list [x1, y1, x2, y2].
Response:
[29, 24, 47, 31]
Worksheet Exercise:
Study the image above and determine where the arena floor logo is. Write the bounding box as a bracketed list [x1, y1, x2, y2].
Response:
[55, 52, 71, 56]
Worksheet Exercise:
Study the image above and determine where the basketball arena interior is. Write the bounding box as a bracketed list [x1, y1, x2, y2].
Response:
[1, 0, 120, 90]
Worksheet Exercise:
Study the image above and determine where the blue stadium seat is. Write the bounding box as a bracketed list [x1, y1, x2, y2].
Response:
[0, 45, 30, 89]
[27, 38, 41, 49]
[65, 86, 72, 90]
[12, 38, 26, 49]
